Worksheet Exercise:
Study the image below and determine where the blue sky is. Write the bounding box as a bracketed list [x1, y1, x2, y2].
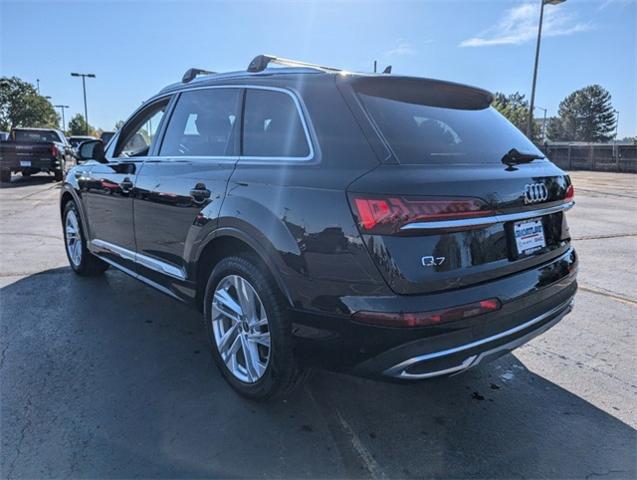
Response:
[1, 0, 635, 138]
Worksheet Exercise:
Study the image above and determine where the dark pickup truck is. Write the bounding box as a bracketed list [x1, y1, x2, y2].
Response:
[0, 128, 74, 183]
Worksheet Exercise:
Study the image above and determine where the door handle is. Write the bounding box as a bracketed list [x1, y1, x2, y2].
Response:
[120, 177, 134, 192]
[190, 183, 211, 203]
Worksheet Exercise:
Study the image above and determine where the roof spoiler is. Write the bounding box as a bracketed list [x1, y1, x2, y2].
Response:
[182, 68, 216, 83]
[247, 54, 342, 73]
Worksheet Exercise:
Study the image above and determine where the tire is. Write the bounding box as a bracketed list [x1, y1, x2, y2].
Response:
[203, 254, 306, 400]
[63, 201, 109, 276]
[0, 170, 10, 183]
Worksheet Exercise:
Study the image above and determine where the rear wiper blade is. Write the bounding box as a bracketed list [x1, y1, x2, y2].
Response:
[501, 148, 545, 166]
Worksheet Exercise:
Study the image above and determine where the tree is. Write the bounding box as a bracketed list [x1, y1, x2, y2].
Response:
[0, 76, 59, 130]
[67, 113, 95, 136]
[492, 92, 531, 133]
[114, 120, 125, 130]
[547, 85, 616, 142]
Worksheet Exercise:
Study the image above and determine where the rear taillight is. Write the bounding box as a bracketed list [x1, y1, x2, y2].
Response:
[565, 184, 574, 202]
[352, 298, 501, 328]
[51, 144, 58, 157]
[349, 194, 493, 235]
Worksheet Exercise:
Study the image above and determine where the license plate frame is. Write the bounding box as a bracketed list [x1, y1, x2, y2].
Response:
[513, 217, 546, 256]
[19, 160, 31, 167]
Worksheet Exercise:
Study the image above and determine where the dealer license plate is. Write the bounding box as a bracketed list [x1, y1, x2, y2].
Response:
[514, 218, 546, 255]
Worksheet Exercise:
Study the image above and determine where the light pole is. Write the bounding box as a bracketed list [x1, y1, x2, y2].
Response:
[36, 78, 40, 93]
[70, 72, 95, 134]
[613, 109, 620, 140]
[535, 106, 548, 142]
[527, 0, 566, 139]
[55, 105, 70, 132]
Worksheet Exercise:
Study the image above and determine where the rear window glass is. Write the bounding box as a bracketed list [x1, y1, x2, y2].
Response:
[242, 89, 310, 158]
[356, 88, 542, 165]
[13, 130, 60, 143]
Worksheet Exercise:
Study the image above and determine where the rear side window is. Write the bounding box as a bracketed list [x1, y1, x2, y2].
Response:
[356, 83, 542, 165]
[242, 89, 310, 159]
[160, 89, 241, 157]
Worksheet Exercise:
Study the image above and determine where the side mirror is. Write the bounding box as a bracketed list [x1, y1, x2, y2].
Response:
[78, 140, 106, 163]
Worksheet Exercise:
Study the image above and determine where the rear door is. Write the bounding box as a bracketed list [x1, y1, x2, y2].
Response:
[343, 76, 574, 294]
[132, 87, 242, 290]
[83, 98, 170, 271]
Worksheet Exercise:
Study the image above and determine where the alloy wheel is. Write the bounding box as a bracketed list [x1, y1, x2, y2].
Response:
[211, 274, 271, 383]
[65, 210, 82, 267]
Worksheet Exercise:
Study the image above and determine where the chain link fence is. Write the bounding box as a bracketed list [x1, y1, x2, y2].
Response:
[540, 143, 637, 173]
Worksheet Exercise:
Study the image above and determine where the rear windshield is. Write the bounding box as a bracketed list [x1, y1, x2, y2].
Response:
[13, 130, 60, 143]
[356, 85, 542, 165]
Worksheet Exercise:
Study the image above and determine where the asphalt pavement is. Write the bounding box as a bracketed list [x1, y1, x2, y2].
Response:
[1, 171, 635, 479]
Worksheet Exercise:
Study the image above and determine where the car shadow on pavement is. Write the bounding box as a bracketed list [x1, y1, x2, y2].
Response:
[1, 267, 635, 479]
[0, 174, 58, 189]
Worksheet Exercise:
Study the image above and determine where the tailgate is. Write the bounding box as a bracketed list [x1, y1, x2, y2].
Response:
[348, 162, 574, 295]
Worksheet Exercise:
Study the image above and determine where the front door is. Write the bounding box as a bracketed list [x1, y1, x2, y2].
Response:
[84, 98, 170, 271]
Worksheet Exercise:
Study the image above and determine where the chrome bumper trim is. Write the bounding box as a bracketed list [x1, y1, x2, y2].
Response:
[400, 201, 574, 232]
[384, 298, 574, 380]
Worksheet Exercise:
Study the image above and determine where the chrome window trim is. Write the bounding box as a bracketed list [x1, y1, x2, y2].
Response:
[399, 201, 574, 232]
[90, 239, 186, 280]
[384, 298, 574, 379]
[150, 84, 316, 163]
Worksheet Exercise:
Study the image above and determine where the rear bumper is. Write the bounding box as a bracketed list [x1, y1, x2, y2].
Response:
[292, 247, 577, 378]
[0, 158, 58, 171]
[374, 297, 573, 380]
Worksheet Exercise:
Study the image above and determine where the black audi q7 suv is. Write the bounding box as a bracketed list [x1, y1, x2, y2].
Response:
[61, 55, 577, 399]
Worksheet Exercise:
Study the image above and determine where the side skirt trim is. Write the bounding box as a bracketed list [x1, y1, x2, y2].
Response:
[90, 239, 186, 280]
[95, 254, 182, 301]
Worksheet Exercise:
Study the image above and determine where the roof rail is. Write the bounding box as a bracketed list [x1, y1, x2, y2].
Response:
[182, 68, 216, 83]
[247, 54, 341, 73]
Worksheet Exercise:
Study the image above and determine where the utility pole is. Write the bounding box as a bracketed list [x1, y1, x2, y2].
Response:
[373, 60, 377, 73]
[36, 78, 40, 93]
[527, 0, 567, 139]
[70, 72, 96, 135]
[55, 105, 70, 132]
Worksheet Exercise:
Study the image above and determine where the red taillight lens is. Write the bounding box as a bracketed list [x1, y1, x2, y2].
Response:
[349, 194, 492, 235]
[565, 184, 574, 202]
[352, 298, 501, 328]
[51, 144, 58, 157]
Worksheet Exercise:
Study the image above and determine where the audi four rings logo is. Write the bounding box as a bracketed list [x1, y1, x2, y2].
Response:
[524, 183, 549, 204]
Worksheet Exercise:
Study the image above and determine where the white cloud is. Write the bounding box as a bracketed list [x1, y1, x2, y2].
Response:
[384, 39, 419, 57]
[459, 2, 593, 48]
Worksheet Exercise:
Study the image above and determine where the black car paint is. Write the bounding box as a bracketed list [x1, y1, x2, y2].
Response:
[61, 70, 577, 378]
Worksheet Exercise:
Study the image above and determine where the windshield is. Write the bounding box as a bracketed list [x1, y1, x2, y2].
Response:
[357, 90, 542, 165]
[13, 129, 60, 143]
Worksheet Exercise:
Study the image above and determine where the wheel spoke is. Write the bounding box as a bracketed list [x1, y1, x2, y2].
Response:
[240, 334, 263, 381]
[217, 322, 239, 355]
[234, 276, 256, 322]
[213, 289, 243, 322]
[248, 331, 270, 348]
[223, 333, 242, 365]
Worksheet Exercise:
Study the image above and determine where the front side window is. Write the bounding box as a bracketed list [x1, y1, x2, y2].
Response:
[115, 100, 168, 158]
[159, 88, 241, 157]
[242, 89, 310, 158]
